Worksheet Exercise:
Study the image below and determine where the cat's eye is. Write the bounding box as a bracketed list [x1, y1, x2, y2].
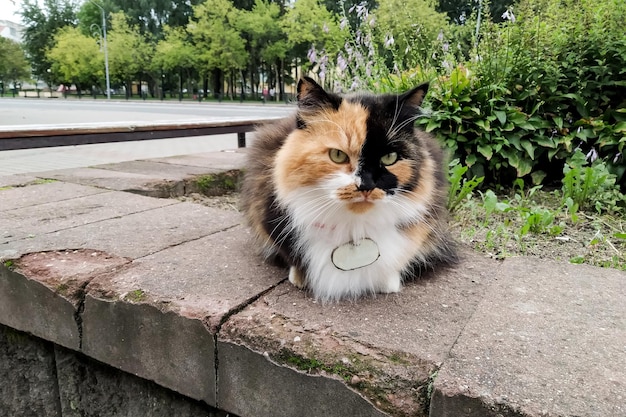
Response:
[380, 152, 398, 166]
[329, 149, 349, 164]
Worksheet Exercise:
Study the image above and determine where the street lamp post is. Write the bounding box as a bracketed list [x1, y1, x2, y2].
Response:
[89, 1, 111, 100]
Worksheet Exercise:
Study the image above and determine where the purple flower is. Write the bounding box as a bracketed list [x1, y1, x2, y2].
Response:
[307, 48, 317, 64]
[337, 54, 348, 71]
[323, 23, 329, 33]
[340, 18, 348, 30]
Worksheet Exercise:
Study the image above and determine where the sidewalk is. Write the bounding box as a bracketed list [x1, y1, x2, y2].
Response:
[0, 150, 624, 417]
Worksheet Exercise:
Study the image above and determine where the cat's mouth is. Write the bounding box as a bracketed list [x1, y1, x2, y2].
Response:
[345, 190, 385, 213]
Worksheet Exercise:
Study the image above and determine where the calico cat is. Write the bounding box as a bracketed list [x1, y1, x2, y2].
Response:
[241, 77, 456, 302]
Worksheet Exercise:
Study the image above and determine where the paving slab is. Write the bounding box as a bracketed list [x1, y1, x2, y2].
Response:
[0, 180, 107, 212]
[430, 257, 626, 417]
[218, 251, 500, 416]
[94, 160, 222, 180]
[148, 150, 247, 170]
[1, 189, 176, 243]
[0, 201, 241, 261]
[0, 173, 40, 188]
[80, 225, 286, 406]
[37, 167, 187, 198]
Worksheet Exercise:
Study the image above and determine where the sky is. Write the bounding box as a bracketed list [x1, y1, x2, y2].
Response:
[0, 0, 24, 24]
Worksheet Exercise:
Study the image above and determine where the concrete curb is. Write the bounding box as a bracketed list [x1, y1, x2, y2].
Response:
[1, 151, 624, 417]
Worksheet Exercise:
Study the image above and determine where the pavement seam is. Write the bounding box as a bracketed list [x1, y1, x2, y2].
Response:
[1, 199, 181, 245]
[212, 276, 288, 410]
[133, 223, 242, 261]
[428, 257, 507, 416]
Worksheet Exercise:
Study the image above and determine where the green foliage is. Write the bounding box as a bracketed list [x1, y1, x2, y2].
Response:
[152, 26, 197, 73]
[0, 37, 30, 86]
[107, 12, 151, 85]
[561, 150, 626, 214]
[447, 159, 484, 212]
[20, 0, 77, 85]
[188, 0, 249, 73]
[412, 0, 626, 192]
[48, 26, 104, 87]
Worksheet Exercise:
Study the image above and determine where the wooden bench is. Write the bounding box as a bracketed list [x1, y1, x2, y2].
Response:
[0, 118, 280, 151]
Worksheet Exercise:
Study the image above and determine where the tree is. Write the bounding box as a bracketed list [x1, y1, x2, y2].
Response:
[107, 11, 151, 96]
[188, 0, 248, 98]
[47, 26, 103, 92]
[20, 0, 77, 86]
[0, 37, 30, 92]
[108, 0, 202, 39]
[282, 0, 344, 92]
[152, 25, 198, 97]
[76, 0, 119, 37]
[237, 0, 288, 96]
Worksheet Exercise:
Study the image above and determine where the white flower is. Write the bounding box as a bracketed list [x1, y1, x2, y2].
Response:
[502, 8, 516, 23]
[586, 147, 598, 163]
[384, 34, 394, 48]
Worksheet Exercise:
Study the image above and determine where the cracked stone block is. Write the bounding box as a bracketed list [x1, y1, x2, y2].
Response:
[0, 325, 61, 417]
[55, 345, 227, 417]
[0, 250, 130, 350]
[217, 342, 388, 417]
[81, 298, 217, 405]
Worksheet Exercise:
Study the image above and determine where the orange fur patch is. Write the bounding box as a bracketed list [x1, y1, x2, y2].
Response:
[386, 159, 415, 186]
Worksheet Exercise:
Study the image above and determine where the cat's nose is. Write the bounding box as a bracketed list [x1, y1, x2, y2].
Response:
[357, 172, 376, 191]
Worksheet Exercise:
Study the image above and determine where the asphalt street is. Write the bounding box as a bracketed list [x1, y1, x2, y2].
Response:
[0, 98, 294, 176]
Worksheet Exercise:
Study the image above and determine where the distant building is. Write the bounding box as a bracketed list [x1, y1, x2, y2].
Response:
[0, 19, 24, 43]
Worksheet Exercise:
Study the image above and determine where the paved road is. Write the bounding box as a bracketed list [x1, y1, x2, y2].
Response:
[0, 98, 293, 125]
[0, 99, 294, 176]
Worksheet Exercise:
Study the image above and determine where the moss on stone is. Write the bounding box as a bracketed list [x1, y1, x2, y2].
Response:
[124, 289, 147, 302]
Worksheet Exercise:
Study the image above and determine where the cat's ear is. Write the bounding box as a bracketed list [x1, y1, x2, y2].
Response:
[297, 77, 342, 112]
[398, 82, 429, 108]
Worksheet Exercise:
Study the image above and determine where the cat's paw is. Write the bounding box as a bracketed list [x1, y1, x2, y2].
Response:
[377, 274, 402, 294]
[288, 266, 306, 289]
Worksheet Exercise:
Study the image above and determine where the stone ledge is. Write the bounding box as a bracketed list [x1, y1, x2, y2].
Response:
[1, 152, 624, 417]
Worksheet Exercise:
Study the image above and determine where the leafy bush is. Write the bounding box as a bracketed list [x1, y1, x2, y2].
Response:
[419, 0, 626, 191]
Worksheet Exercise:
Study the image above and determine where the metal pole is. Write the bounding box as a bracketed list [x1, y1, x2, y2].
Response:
[101, 6, 110, 100]
[90, 1, 111, 100]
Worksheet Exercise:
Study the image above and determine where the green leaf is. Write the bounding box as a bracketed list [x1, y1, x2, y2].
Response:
[494, 110, 507, 125]
[531, 170, 547, 185]
[466, 153, 477, 167]
[520, 140, 535, 160]
[553, 116, 563, 129]
[474, 119, 491, 131]
[425, 119, 441, 132]
[477, 144, 493, 160]
[534, 135, 557, 149]
[615, 121, 626, 132]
